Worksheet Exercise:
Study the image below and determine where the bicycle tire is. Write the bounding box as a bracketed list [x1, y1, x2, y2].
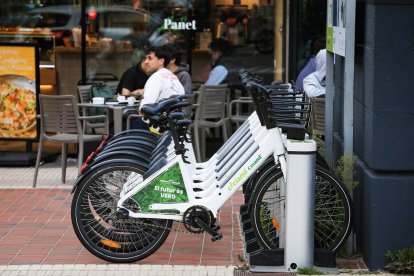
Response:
[71, 162, 172, 263]
[243, 154, 331, 204]
[249, 165, 352, 252]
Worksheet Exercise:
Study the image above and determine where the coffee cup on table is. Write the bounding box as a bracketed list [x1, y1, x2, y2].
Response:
[127, 97, 135, 106]
[117, 95, 126, 102]
[92, 97, 104, 104]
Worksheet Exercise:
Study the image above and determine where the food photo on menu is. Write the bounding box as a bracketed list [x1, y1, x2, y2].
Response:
[0, 74, 37, 139]
[0, 44, 39, 140]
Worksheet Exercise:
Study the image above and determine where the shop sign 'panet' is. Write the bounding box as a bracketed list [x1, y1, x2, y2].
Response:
[164, 19, 197, 30]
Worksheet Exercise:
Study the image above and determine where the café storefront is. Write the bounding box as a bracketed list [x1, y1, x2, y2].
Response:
[0, 0, 326, 143]
[1, 0, 326, 91]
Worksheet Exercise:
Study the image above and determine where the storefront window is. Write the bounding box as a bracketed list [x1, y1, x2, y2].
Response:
[292, 0, 326, 79]
[189, 0, 278, 85]
[1, 0, 282, 96]
[82, 0, 280, 87]
[0, 1, 70, 65]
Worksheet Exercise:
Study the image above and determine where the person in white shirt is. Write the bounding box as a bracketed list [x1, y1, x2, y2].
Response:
[303, 49, 326, 98]
[138, 45, 185, 110]
[129, 46, 184, 130]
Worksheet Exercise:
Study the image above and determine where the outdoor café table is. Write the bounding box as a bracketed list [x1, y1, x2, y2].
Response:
[77, 101, 140, 134]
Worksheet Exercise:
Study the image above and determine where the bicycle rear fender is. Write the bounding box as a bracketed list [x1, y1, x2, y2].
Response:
[105, 139, 156, 151]
[100, 145, 153, 158]
[91, 150, 150, 167]
[71, 158, 149, 194]
[109, 129, 158, 141]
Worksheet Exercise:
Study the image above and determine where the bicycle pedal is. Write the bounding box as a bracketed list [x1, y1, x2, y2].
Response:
[194, 217, 222, 241]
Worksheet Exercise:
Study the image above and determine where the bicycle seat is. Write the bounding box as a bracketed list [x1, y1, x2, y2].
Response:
[158, 94, 191, 103]
[168, 101, 192, 111]
[169, 112, 187, 120]
[174, 94, 192, 101]
[141, 98, 180, 115]
[176, 119, 192, 126]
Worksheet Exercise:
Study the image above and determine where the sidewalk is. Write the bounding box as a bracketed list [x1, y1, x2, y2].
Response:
[0, 157, 384, 275]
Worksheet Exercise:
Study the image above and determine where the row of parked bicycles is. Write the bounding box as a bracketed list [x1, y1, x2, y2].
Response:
[70, 69, 353, 263]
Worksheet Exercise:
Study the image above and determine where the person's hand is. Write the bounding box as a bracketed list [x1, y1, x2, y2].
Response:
[132, 89, 144, 98]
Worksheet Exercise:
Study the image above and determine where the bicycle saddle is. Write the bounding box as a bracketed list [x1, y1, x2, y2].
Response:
[175, 119, 192, 126]
[168, 101, 192, 111]
[141, 98, 180, 115]
[158, 94, 191, 103]
[169, 112, 187, 120]
[174, 94, 192, 101]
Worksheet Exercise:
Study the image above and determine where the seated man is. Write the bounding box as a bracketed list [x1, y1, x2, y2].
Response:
[205, 38, 230, 85]
[132, 46, 185, 129]
[116, 56, 149, 98]
[303, 49, 326, 99]
[295, 37, 326, 91]
[164, 43, 192, 94]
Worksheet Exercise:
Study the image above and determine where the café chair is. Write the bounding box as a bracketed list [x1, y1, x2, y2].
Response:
[126, 114, 143, 130]
[33, 95, 104, 187]
[191, 84, 229, 162]
[310, 97, 325, 135]
[77, 84, 109, 134]
[228, 96, 254, 135]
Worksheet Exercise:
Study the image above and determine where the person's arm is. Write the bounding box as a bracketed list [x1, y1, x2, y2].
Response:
[180, 72, 192, 94]
[120, 68, 144, 98]
[122, 87, 144, 98]
[205, 65, 228, 85]
[303, 73, 325, 98]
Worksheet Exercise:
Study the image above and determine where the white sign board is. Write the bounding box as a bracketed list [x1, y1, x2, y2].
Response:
[327, 0, 346, 57]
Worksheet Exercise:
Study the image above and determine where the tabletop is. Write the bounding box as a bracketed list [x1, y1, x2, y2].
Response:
[77, 101, 140, 133]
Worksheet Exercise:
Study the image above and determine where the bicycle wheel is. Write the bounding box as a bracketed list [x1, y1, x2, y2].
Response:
[243, 154, 330, 204]
[71, 163, 172, 263]
[249, 165, 352, 252]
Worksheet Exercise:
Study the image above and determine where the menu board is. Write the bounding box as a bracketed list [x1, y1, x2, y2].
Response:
[0, 44, 39, 140]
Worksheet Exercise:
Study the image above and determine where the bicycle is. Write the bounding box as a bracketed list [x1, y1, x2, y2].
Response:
[71, 73, 352, 263]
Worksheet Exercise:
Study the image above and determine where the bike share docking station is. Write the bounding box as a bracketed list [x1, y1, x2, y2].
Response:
[240, 133, 338, 273]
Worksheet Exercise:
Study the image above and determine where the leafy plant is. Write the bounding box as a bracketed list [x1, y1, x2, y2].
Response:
[234, 254, 251, 271]
[334, 154, 359, 192]
[297, 267, 325, 275]
[336, 244, 349, 258]
[309, 129, 328, 163]
[384, 246, 414, 274]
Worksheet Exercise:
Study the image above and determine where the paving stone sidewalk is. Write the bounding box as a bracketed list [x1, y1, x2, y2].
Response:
[0, 159, 389, 275]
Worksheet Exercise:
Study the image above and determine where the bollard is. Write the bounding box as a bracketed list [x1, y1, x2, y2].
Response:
[284, 139, 316, 271]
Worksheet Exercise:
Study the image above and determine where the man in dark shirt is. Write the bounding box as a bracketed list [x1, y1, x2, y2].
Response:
[116, 57, 149, 98]
[116, 57, 151, 130]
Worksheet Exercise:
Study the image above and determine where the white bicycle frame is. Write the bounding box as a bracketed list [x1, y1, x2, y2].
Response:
[116, 82, 317, 272]
[117, 111, 288, 221]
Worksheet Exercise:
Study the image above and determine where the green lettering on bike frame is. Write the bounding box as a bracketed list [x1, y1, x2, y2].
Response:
[131, 163, 188, 213]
